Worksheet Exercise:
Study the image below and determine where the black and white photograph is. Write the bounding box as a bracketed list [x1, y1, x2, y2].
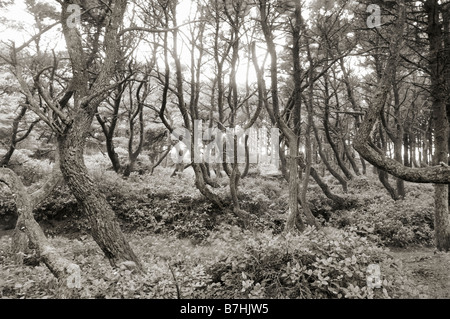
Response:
[0, 0, 449, 305]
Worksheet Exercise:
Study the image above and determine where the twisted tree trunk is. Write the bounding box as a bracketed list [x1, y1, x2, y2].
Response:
[58, 111, 143, 269]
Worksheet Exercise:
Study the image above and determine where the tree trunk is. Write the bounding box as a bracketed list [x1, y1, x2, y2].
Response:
[105, 136, 122, 173]
[240, 135, 250, 179]
[378, 124, 400, 200]
[95, 82, 124, 174]
[324, 77, 353, 180]
[378, 169, 400, 200]
[394, 136, 406, 198]
[0, 168, 80, 298]
[279, 139, 288, 179]
[285, 137, 305, 233]
[259, 0, 304, 233]
[58, 112, 143, 270]
[297, 155, 347, 208]
[342, 138, 360, 176]
[360, 157, 367, 175]
[403, 131, 410, 167]
[1, 106, 38, 167]
[427, 0, 450, 250]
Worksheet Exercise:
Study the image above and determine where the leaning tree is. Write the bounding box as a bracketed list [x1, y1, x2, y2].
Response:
[1, 0, 143, 270]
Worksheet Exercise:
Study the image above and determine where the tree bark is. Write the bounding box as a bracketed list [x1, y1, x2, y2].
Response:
[240, 135, 250, 179]
[96, 82, 124, 174]
[324, 75, 353, 180]
[312, 122, 348, 193]
[297, 154, 347, 208]
[429, 0, 450, 248]
[0, 167, 80, 298]
[342, 137, 360, 176]
[57, 0, 143, 269]
[403, 131, 410, 167]
[378, 124, 400, 200]
[58, 114, 143, 269]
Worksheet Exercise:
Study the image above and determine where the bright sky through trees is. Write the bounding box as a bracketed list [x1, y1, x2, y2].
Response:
[0, 0, 263, 85]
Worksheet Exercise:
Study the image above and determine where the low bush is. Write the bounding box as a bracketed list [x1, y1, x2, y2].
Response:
[93, 170, 222, 242]
[329, 183, 435, 247]
[203, 226, 419, 299]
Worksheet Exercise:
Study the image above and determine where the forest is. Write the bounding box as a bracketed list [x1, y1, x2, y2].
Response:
[0, 0, 449, 300]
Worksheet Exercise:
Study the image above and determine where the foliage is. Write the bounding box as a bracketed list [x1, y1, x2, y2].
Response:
[0, 189, 16, 230]
[92, 169, 222, 243]
[0, 227, 424, 299]
[203, 226, 419, 299]
[330, 181, 435, 247]
[6, 150, 53, 186]
[0, 160, 439, 300]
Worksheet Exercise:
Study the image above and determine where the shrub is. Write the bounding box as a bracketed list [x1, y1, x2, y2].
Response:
[93, 171, 222, 242]
[329, 183, 435, 247]
[33, 186, 87, 236]
[203, 226, 417, 299]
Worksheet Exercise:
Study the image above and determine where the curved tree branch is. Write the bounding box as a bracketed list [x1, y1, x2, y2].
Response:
[353, 1, 450, 184]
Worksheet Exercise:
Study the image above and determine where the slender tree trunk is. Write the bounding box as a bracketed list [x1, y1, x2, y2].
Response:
[394, 136, 406, 198]
[105, 135, 121, 173]
[432, 95, 450, 249]
[0, 167, 80, 298]
[96, 83, 124, 174]
[378, 124, 400, 200]
[1, 106, 38, 167]
[300, 40, 318, 228]
[360, 156, 367, 175]
[200, 163, 220, 188]
[230, 136, 251, 225]
[393, 76, 406, 198]
[342, 138, 360, 176]
[298, 156, 347, 208]
[279, 138, 288, 179]
[324, 76, 353, 180]
[403, 131, 410, 167]
[240, 135, 250, 179]
[285, 1, 312, 231]
[378, 169, 400, 200]
[285, 137, 305, 232]
[412, 134, 420, 168]
[427, 0, 450, 250]
[312, 122, 348, 192]
[259, 0, 304, 232]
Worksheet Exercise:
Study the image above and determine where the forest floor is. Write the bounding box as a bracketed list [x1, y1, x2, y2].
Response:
[1, 168, 449, 299]
[1, 228, 449, 299]
[388, 247, 450, 299]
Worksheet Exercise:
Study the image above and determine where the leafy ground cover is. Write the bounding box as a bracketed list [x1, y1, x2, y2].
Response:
[0, 227, 434, 299]
[0, 163, 448, 299]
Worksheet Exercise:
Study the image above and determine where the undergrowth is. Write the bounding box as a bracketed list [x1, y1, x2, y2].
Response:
[0, 226, 425, 299]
